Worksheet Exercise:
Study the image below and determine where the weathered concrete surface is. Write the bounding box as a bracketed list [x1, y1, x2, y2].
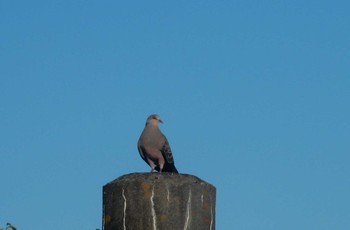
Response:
[103, 173, 216, 230]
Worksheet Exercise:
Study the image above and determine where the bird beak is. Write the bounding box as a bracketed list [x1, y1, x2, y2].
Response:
[159, 119, 163, 123]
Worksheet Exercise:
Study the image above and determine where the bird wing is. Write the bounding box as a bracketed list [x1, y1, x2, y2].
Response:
[161, 138, 175, 164]
[137, 145, 146, 160]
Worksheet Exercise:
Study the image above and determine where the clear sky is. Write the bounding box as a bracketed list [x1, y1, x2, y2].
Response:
[1, 1, 349, 229]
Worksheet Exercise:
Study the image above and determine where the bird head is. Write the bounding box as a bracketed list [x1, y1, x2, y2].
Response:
[146, 114, 163, 125]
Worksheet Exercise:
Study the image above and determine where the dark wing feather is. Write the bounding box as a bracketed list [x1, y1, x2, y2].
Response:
[161, 139, 178, 173]
[162, 139, 174, 164]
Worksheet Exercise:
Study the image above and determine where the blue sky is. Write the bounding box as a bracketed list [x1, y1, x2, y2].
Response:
[1, 1, 349, 229]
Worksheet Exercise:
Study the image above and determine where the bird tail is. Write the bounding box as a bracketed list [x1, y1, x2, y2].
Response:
[162, 163, 178, 173]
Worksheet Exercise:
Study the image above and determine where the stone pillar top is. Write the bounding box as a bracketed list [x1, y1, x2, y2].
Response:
[104, 172, 215, 189]
[103, 173, 216, 230]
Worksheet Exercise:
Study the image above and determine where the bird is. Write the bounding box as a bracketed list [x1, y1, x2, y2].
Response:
[137, 114, 178, 173]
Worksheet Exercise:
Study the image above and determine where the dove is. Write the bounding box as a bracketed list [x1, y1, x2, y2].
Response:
[137, 114, 178, 173]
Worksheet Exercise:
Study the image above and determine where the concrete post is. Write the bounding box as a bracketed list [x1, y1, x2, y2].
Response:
[103, 173, 216, 230]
